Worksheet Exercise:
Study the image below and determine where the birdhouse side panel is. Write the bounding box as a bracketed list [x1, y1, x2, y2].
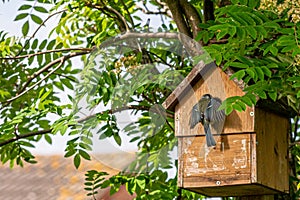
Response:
[255, 108, 289, 193]
[178, 133, 253, 189]
[175, 67, 255, 137]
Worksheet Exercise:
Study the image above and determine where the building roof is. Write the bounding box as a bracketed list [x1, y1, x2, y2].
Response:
[0, 153, 136, 200]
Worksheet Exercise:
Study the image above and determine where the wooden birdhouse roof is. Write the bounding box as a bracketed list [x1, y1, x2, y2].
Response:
[163, 61, 296, 118]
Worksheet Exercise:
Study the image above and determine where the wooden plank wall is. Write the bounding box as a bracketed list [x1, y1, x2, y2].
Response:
[175, 67, 254, 137]
[178, 134, 252, 188]
[255, 108, 289, 193]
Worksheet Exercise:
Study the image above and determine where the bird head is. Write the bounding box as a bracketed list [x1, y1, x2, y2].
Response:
[201, 94, 212, 100]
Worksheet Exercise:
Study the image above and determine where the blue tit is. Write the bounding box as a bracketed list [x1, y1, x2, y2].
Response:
[190, 94, 225, 147]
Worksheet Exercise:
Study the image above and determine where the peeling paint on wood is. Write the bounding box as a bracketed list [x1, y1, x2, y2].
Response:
[173, 67, 289, 197]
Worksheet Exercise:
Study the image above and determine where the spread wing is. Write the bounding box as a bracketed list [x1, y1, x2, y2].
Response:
[189, 98, 210, 128]
[190, 103, 201, 128]
[206, 97, 225, 133]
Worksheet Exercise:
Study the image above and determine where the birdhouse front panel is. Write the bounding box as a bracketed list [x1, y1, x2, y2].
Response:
[163, 62, 289, 197]
[178, 133, 254, 186]
[174, 66, 255, 137]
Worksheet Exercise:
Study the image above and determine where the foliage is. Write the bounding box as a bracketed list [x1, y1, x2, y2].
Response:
[0, 0, 300, 199]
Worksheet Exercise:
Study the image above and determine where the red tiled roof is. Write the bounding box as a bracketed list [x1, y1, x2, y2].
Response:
[0, 153, 136, 200]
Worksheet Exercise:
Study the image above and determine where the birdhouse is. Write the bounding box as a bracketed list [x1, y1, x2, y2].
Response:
[163, 61, 290, 197]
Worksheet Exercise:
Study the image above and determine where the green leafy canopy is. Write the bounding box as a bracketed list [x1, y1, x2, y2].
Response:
[1, 0, 300, 199]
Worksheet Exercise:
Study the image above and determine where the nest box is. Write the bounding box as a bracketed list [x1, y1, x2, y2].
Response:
[163, 62, 290, 197]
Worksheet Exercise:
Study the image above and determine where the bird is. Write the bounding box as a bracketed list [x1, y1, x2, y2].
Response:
[189, 94, 225, 147]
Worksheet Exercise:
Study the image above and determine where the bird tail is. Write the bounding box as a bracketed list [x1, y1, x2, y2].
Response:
[204, 124, 216, 147]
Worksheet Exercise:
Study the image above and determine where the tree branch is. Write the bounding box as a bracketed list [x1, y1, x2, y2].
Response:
[4, 51, 90, 105]
[99, 32, 180, 49]
[179, 0, 202, 39]
[153, 0, 172, 18]
[84, 1, 130, 32]
[0, 105, 174, 147]
[0, 129, 52, 147]
[136, 6, 168, 16]
[204, 0, 215, 22]
[164, 0, 192, 37]
[0, 47, 92, 60]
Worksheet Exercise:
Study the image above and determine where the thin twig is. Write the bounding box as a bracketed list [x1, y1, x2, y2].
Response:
[1, 47, 92, 60]
[136, 6, 167, 15]
[0, 129, 52, 147]
[17, 9, 67, 56]
[9, 58, 65, 103]
[53, 72, 77, 82]
[4, 51, 89, 104]
[85, 1, 129, 32]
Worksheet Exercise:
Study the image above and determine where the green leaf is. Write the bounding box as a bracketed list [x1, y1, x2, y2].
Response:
[261, 66, 272, 77]
[268, 92, 277, 101]
[269, 46, 278, 56]
[225, 105, 233, 115]
[113, 134, 122, 146]
[39, 39, 47, 49]
[40, 88, 52, 102]
[240, 13, 256, 25]
[18, 5, 32, 11]
[30, 14, 43, 25]
[74, 153, 81, 169]
[47, 40, 55, 50]
[241, 96, 253, 106]
[267, 63, 278, 68]
[236, 27, 246, 39]
[246, 68, 256, 80]
[246, 26, 257, 39]
[34, 6, 48, 13]
[136, 177, 146, 189]
[236, 101, 247, 111]
[37, 54, 43, 65]
[14, 13, 29, 21]
[22, 21, 29, 36]
[61, 78, 74, 90]
[79, 150, 91, 160]
[230, 70, 245, 80]
[255, 67, 264, 80]
[54, 81, 64, 91]
[297, 91, 300, 99]
[228, 62, 248, 68]
[230, 12, 248, 25]
[217, 29, 228, 40]
[292, 82, 300, 88]
[264, 21, 280, 29]
[79, 142, 92, 151]
[31, 39, 38, 49]
[287, 76, 300, 81]
[247, 93, 257, 104]
[239, 0, 248, 5]
[255, 90, 267, 99]
[64, 150, 76, 158]
[232, 103, 243, 112]
[228, 26, 237, 37]
[44, 134, 52, 144]
[256, 26, 267, 38]
[248, 0, 259, 8]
